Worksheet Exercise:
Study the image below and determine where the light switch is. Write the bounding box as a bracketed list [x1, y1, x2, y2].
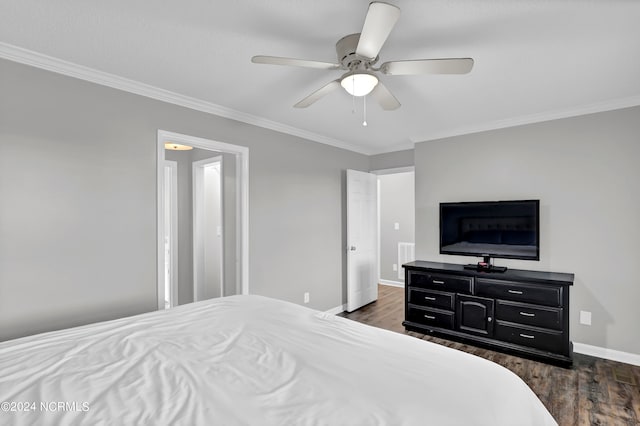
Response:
[580, 311, 591, 326]
[394, 222, 400, 230]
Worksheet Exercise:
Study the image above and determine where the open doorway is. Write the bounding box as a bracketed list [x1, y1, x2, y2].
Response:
[157, 130, 249, 310]
[375, 167, 415, 287]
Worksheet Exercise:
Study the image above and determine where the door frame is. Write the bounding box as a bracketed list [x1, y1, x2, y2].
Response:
[164, 160, 178, 308]
[157, 130, 249, 310]
[192, 156, 224, 302]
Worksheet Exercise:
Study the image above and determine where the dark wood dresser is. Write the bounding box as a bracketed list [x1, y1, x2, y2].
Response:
[403, 261, 574, 366]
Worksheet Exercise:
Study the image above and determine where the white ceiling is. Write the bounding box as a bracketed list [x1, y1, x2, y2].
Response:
[2, 1, 640, 154]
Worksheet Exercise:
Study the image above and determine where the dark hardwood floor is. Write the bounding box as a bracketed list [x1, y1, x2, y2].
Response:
[341, 284, 640, 426]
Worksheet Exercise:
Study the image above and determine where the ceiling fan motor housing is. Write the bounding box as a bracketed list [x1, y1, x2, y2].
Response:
[336, 33, 377, 71]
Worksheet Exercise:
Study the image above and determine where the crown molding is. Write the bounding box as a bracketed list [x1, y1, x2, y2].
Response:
[418, 94, 640, 144]
[0, 42, 372, 155]
[3, 42, 640, 156]
[368, 140, 415, 155]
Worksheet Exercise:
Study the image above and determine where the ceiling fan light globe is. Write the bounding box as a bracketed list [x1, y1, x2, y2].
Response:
[340, 73, 379, 97]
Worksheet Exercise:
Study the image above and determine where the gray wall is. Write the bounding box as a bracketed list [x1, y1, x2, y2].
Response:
[378, 172, 415, 283]
[369, 148, 414, 171]
[0, 58, 368, 341]
[414, 106, 640, 355]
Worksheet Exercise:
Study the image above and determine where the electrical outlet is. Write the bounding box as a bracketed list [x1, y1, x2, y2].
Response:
[392, 264, 398, 271]
[304, 292, 310, 304]
[580, 310, 592, 326]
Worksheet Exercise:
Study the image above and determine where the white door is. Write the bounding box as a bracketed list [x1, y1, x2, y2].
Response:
[163, 160, 178, 309]
[347, 169, 378, 312]
[193, 156, 224, 302]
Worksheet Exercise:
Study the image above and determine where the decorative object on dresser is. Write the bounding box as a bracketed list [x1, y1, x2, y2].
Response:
[403, 261, 574, 367]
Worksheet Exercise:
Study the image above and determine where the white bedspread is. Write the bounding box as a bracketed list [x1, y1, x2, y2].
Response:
[0, 295, 556, 425]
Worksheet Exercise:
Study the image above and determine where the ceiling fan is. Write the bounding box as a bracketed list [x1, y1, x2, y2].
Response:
[251, 1, 473, 111]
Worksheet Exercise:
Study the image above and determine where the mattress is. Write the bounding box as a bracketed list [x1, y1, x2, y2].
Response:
[0, 295, 557, 425]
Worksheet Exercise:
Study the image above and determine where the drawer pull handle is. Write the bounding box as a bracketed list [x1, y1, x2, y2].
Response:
[432, 280, 445, 284]
[424, 296, 436, 301]
[424, 315, 436, 320]
[519, 333, 535, 339]
[519, 312, 535, 317]
[508, 290, 523, 295]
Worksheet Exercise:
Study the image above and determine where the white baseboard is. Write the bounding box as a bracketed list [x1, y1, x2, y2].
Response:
[379, 279, 404, 288]
[573, 342, 640, 366]
[324, 304, 347, 315]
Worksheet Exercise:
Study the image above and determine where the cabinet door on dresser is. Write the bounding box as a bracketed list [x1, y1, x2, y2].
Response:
[457, 295, 494, 336]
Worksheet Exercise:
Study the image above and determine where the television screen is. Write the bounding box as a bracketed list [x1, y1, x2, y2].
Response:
[439, 200, 540, 261]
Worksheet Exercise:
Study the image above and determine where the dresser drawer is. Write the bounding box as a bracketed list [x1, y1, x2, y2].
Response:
[408, 288, 455, 310]
[408, 271, 472, 294]
[496, 300, 562, 330]
[407, 305, 455, 330]
[495, 321, 564, 353]
[476, 278, 561, 307]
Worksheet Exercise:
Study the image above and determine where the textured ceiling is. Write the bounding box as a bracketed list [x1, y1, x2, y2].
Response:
[2, 0, 640, 154]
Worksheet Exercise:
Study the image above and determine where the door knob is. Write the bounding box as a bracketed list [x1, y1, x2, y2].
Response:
[349, 246, 357, 251]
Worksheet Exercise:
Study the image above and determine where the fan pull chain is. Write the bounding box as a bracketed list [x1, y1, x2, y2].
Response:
[362, 95, 368, 126]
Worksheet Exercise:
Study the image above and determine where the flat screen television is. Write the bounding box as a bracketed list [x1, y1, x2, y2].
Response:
[440, 200, 540, 267]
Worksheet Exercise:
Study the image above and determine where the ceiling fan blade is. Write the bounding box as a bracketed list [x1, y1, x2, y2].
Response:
[294, 80, 341, 108]
[252, 55, 340, 70]
[371, 81, 400, 110]
[356, 2, 401, 60]
[380, 58, 474, 75]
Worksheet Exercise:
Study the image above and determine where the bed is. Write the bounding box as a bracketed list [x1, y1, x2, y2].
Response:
[0, 295, 556, 425]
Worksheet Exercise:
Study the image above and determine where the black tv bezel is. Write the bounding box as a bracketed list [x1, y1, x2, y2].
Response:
[439, 199, 540, 261]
